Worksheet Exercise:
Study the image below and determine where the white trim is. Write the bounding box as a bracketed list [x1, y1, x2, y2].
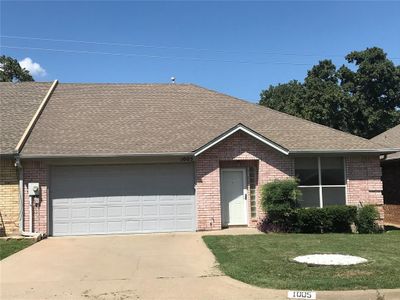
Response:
[290, 149, 400, 154]
[220, 168, 248, 226]
[19, 152, 193, 159]
[15, 80, 58, 153]
[317, 157, 323, 208]
[194, 125, 289, 157]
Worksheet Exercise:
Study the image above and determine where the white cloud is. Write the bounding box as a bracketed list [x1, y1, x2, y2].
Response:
[19, 57, 47, 77]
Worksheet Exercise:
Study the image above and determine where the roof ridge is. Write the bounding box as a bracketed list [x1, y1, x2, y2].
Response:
[372, 123, 400, 139]
[188, 83, 375, 144]
[57, 82, 193, 86]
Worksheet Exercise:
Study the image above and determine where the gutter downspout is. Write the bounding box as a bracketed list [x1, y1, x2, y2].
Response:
[14, 80, 58, 236]
[15, 155, 37, 237]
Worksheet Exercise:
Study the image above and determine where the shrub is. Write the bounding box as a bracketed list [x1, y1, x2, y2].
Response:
[259, 179, 301, 232]
[296, 208, 326, 233]
[260, 179, 301, 211]
[355, 205, 381, 234]
[296, 206, 357, 233]
[324, 205, 357, 233]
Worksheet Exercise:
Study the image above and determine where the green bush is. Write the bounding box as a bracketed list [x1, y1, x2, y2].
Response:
[296, 208, 325, 233]
[260, 179, 301, 211]
[355, 205, 381, 234]
[259, 179, 358, 234]
[265, 206, 298, 232]
[259, 179, 301, 232]
[296, 206, 357, 233]
[324, 205, 357, 233]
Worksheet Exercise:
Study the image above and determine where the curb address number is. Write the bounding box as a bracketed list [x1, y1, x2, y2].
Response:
[288, 291, 316, 299]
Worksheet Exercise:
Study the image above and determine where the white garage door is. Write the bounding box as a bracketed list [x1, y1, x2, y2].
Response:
[50, 164, 196, 236]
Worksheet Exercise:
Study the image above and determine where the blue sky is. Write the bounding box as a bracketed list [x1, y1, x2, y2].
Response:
[1, 1, 399, 102]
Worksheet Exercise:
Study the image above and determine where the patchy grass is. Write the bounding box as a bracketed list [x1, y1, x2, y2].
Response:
[203, 233, 400, 290]
[0, 239, 35, 260]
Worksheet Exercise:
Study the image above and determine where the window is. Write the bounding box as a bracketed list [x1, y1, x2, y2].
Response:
[295, 157, 346, 208]
[249, 166, 257, 218]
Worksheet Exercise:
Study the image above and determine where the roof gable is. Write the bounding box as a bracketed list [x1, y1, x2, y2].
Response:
[194, 123, 289, 156]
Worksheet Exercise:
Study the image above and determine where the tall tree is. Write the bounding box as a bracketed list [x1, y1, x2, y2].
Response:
[0, 55, 34, 82]
[260, 47, 400, 138]
[338, 47, 400, 138]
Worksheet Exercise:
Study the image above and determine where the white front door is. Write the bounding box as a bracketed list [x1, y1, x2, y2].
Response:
[220, 169, 247, 226]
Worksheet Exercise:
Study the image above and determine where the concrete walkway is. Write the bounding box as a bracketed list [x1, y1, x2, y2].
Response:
[1, 231, 399, 300]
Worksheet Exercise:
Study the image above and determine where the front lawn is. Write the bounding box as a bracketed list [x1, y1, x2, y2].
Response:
[0, 239, 35, 260]
[203, 233, 400, 290]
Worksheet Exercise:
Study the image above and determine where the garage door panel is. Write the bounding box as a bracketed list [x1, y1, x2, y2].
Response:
[125, 206, 141, 217]
[71, 222, 89, 233]
[108, 221, 123, 232]
[159, 219, 175, 230]
[51, 164, 195, 236]
[53, 207, 70, 219]
[107, 206, 123, 217]
[176, 219, 194, 230]
[176, 204, 194, 216]
[126, 220, 141, 231]
[142, 219, 158, 231]
[53, 223, 69, 234]
[159, 205, 175, 216]
[71, 207, 88, 218]
[143, 205, 159, 216]
[89, 207, 106, 218]
[89, 222, 105, 233]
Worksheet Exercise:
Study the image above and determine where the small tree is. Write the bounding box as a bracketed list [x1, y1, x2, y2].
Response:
[0, 55, 34, 82]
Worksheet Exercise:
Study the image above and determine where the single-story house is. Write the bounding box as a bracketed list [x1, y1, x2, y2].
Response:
[1, 81, 398, 236]
[371, 124, 400, 226]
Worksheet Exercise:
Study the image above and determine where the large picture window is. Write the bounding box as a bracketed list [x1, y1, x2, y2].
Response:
[295, 157, 346, 207]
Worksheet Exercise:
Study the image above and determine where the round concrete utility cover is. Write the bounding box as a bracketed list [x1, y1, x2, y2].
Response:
[293, 254, 368, 266]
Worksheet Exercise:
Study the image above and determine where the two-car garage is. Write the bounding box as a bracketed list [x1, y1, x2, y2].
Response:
[50, 163, 196, 236]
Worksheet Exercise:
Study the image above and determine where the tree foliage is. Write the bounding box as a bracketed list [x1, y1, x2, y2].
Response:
[260, 47, 400, 138]
[0, 55, 34, 82]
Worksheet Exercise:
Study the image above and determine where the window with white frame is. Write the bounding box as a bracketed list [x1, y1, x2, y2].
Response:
[295, 157, 346, 207]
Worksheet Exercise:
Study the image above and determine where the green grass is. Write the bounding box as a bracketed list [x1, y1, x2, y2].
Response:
[203, 233, 400, 290]
[0, 239, 35, 260]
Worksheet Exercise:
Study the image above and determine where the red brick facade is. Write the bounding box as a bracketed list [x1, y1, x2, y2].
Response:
[195, 131, 294, 230]
[21, 133, 384, 234]
[345, 156, 384, 220]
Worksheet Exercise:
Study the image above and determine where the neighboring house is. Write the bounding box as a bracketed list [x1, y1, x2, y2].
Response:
[0, 81, 397, 236]
[0, 82, 54, 235]
[371, 124, 400, 226]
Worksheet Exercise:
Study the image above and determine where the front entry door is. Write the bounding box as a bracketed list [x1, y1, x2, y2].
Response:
[221, 169, 247, 226]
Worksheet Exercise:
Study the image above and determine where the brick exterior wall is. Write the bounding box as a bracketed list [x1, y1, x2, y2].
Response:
[23, 160, 49, 234]
[20, 140, 385, 234]
[0, 159, 20, 236]
[345, 156, 384, 221]
[195, 131, 294, 231]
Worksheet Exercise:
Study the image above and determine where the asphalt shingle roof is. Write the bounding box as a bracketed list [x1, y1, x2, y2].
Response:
[0, 82, 52, 155]
[371, 124, 400, 160]
[16, 83, 392, 157]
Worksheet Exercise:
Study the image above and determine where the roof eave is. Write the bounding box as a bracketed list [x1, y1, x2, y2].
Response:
[18, 152, 194, 159]
[289, 148, 400, 155]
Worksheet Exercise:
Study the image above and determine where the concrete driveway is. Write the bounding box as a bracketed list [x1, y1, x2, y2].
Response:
[1, 232, 399, 300]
